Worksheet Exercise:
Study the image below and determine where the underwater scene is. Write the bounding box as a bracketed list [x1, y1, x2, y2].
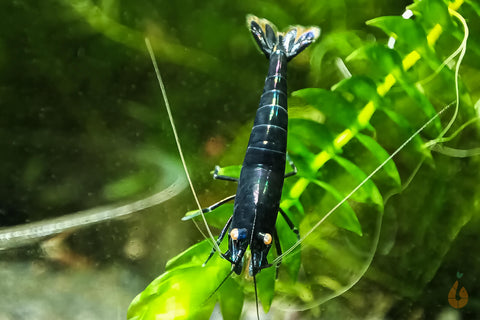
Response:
[0, 0, 479, 319]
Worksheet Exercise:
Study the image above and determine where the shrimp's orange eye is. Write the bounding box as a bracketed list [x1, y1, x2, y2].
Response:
[263, 233, 272, 245]
[257, 232, 272, 245]
[230, 228, 248, 241]
[230, 228, 239, 240]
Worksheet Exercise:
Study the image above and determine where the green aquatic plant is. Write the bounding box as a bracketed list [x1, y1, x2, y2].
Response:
[128, 0, 480, 319]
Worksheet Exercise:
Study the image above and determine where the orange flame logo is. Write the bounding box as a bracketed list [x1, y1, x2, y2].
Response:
[448, 279, 468, 309]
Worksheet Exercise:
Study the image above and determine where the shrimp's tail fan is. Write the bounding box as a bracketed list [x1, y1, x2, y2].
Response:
[247, 14, 320, 61]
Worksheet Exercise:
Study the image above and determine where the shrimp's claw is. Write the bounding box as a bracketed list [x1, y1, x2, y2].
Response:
[247, 14, 320, 61]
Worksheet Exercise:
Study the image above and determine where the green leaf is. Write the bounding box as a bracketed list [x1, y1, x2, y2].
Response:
[288, 104, 326, 124]
[380, 108, 434, 164]
[165, 239, 212, 271]
[466, 0, 480, 17]
[367, 16, 429, 54]
[348, 44, 442, 133]
[333, 156, 383, 208]
[256, 264, 276, 312]
[218, 277, 244, 320]
[310, 179, 363, 235]
[289, 118, 337, 156]
[366, 15, 445, 72]
[332, 76, 381, 130]
[127, 261, 231, 320]
[355, 133, 401, 188]
[347, 44, 404, 79]
[407, 0, 452, 31]
[333, 76, 379, 106]
[292, 88, 359, 133]
[394, 74, 442, 134]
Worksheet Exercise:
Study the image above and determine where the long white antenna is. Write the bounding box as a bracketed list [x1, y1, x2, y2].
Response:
[145, 38, 221, 254]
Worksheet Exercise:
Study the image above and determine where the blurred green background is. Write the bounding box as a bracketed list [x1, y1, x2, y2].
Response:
[0, 0, 479, 319]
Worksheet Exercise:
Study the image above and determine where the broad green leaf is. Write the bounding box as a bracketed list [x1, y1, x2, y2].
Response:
[466, 0, 480, 17]
[289, 118, 337, 156]
[310, 179, 362, 235]
[165, 239, 212, 271]
[394, 74, 442, 134]
[333, 155, 383, 208]
[347, 44, 404, 80]
[286, 143, 318, 180]
[288, 104, 326, 124]
[380, 108, 434, 164]
[407, 0, 452, 31]
[332, 76, 380, 130]
[366, 15, 444, 72]
[127, 261, 230, 320]
[367, 16, 429, 54]
[218, 277, 244, 320]
[349, 44, 442, 132]
[355, 133, 401, 188]
[256, 263, 276, 312]
[292, 88, 359, 133]
[333, 76, 379, 106]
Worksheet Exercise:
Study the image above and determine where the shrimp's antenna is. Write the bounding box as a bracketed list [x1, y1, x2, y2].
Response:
[145, 38, 221, 254]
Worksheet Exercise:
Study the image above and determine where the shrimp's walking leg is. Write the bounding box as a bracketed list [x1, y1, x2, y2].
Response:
[279, 207, 300, 239]
[284, 153, 297, 178]
[203, 215, 233, 266]
[213, 165, 239, 182]
[272, 229, 282, 277]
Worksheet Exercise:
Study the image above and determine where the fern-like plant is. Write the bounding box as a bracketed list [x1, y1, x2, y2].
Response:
[128, 0, 479, 319]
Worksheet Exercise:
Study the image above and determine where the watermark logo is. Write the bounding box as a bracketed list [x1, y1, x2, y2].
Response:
[448, 272, 468, 309]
